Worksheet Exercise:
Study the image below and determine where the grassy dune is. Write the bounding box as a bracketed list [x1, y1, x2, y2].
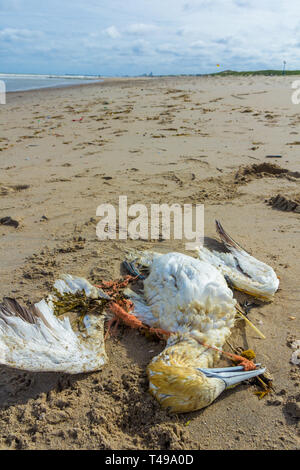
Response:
[211, 69, 300, 76]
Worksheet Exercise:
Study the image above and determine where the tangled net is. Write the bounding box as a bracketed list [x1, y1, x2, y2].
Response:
[94, 276, 171, 340]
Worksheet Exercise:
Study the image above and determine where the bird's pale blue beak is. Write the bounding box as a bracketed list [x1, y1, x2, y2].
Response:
[198, 365, 266, 388]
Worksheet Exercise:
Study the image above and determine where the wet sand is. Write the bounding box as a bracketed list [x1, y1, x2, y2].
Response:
[0, 75, 299, 449]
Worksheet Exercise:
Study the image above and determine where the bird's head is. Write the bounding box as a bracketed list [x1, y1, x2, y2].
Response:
[147, 336, 265, 413]
[148, 358, 226, 413]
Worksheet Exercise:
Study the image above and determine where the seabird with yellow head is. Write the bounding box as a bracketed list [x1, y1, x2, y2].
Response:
[124, 221, 278, 412]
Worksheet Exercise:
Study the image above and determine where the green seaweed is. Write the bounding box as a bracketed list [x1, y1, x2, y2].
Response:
[52, 288, 109, 329]
[254, 375, 273, 400]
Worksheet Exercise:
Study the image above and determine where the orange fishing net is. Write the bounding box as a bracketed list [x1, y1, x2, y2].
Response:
[94, 276, 170, 340]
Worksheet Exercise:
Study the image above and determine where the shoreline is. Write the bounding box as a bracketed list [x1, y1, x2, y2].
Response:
[5, 78, 105, 97]
[5, 70, 300, 93]
[5, 79, 104, 94]
[5, 72, 300, 98]
[4, 76, 163, 104]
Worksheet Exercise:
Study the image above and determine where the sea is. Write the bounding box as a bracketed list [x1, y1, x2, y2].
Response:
[0, 73, 103, 92]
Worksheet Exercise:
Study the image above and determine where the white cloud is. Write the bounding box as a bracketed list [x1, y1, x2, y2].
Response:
[0, 27, 43, 41]
[190, 40, 205, 48]
[1, 1, 300, 75]
[102, 25, 121, 39]
[126, 23, 158, 35]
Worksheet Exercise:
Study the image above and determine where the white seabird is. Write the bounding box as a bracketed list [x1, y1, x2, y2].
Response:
[123, 221, 278, 412]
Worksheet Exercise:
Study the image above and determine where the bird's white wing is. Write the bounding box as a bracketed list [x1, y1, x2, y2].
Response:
[54, 273, 108, 299]
[196, 221, 279, 300]
[0, 276, 108, 374]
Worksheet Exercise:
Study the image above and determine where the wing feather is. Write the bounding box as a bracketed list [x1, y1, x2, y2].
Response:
[0, 276, 108, 374]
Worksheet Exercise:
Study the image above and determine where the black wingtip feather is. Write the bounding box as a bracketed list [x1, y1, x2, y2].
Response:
[0, 298, 40, 324]
[215, 220, 249, 253]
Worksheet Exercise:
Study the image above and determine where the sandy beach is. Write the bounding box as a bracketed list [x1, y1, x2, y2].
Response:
[0, 75, 299, 450]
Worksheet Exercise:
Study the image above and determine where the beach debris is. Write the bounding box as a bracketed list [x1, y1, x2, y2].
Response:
[254, 374, 273, 399]
[190, 336, 257, 371]
[235, 162, 300, 183]
[226, 343, 273, 399]
[267, 194, 300, 213]
[241, 352, 273, 399]
[290, 340, 300, 366]
[53, 285, 110, 328]
[94, 276, 170, 340]
[235, 305, 266, 339]
[0, 183, 30, 196]
[242, 300, 260, 314]
[0, 216, 20, 228]
[266, 155, 282, 158]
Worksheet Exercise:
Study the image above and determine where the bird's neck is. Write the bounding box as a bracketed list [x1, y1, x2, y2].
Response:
[161, 334, 221, 369]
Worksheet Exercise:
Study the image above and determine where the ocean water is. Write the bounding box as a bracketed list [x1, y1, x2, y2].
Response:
[0, 74, 102, 92]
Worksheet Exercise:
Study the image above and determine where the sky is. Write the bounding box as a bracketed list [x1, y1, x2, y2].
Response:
[0, 0, 299, 76]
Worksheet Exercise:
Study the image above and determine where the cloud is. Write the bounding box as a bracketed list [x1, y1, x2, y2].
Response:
[190, 40, 205, 48]
[129, 39, 154, 57]
[1, 0, 300, 75]
[126, 23, 158, 35]
[0, 27, 43, 42]
[233, 0, 249, 6]
[102, 25, 121, 39]
[156, 43, 181, 56]
[182, 0, 215, 11]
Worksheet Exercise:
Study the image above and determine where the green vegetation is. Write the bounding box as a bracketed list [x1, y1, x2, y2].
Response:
[53, 288, 109, 330]
[210, 69, 300, 76]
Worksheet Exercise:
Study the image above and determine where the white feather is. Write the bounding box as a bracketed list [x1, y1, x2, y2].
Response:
[196, 245, 279, 300]
[0, 276, 108, 374]
[126, 251, 237, 348]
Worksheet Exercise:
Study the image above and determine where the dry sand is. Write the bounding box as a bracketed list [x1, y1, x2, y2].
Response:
[0, 75, 299, 450]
